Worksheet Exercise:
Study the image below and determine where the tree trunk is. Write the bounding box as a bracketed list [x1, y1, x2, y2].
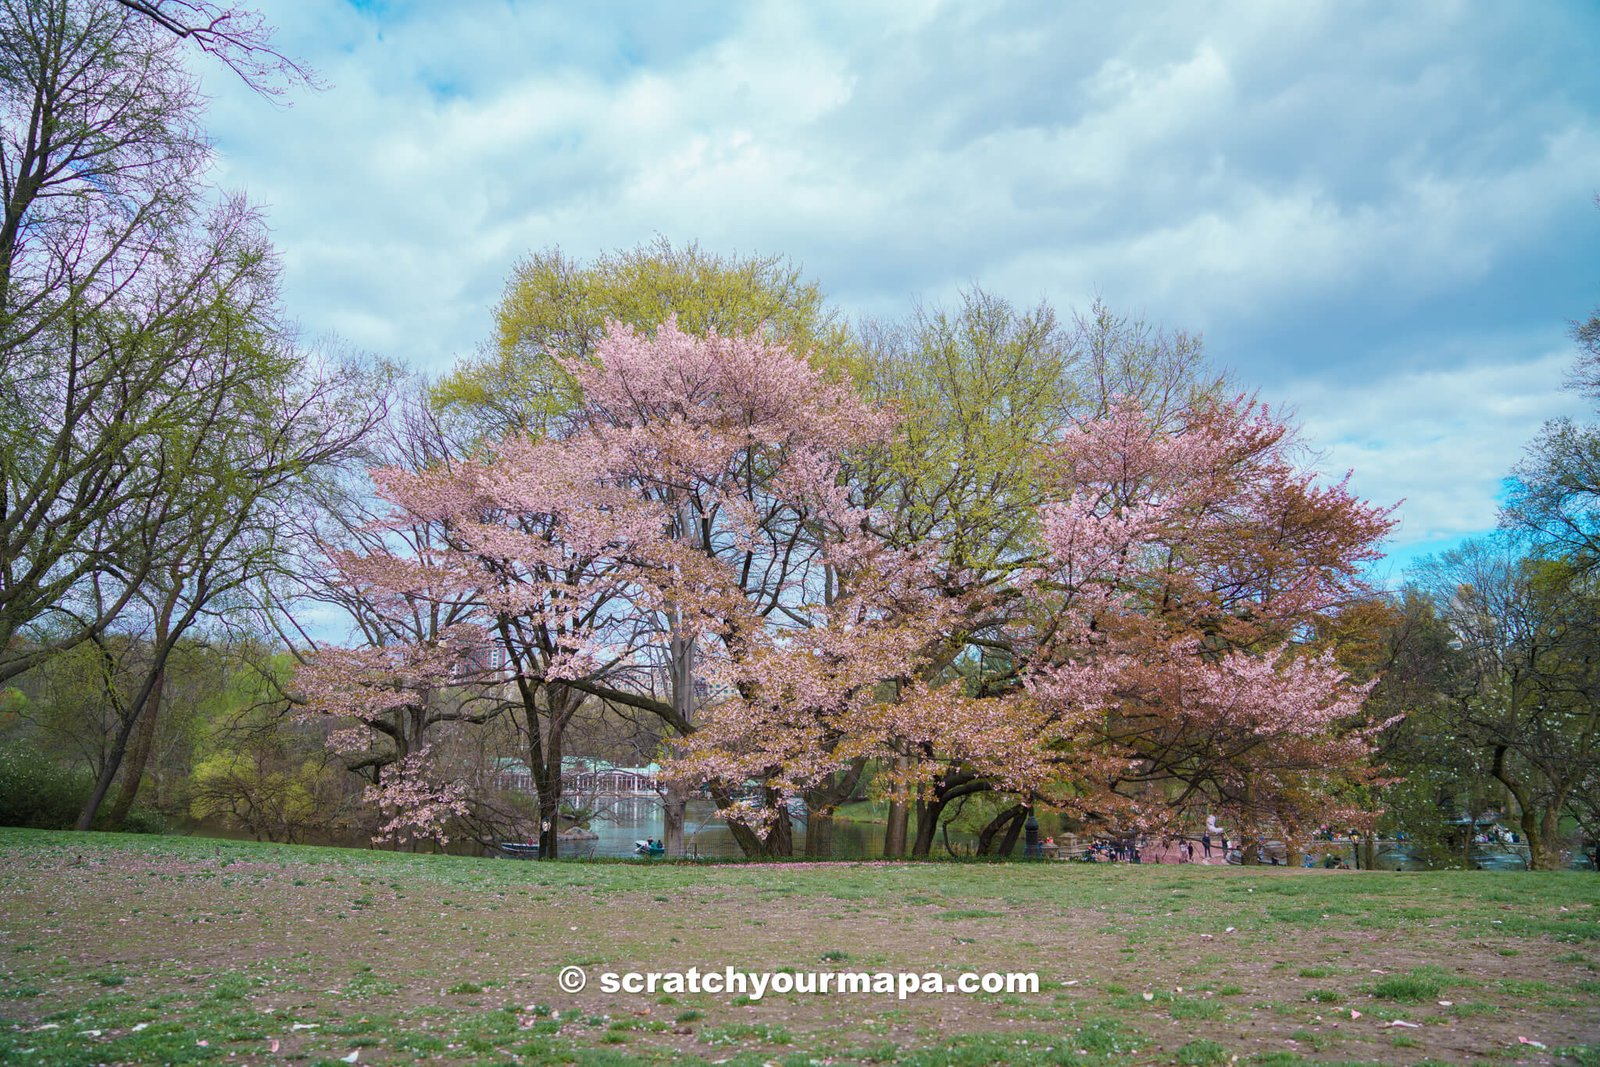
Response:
[883, 757, 909, 859]
[883, 798, 908, 858]
[536, 714, 563, 860]
[708, 785, 780, 857]
[1525, 806, 1563, 871]
[996, 807, 1028, 858]
[511, 663, 556, 860]
[1239, 833, 1260, 866]
[719, 790, 794, 858]
[976, 804, 1027, 856]
[911, 796, 947, 859]
[663, 623, 697, 857]
[1520, 806, 1546, 870]
[76, 635, 174, 831]
[912, 775, 991, 858]
[804, 812, 834, 858]
[659, 779, 686, 856]
[105, 661, 165, 829]
[78, 702, 140, 830]
[75, 557, 204, 831]
[765, 798, 794, 857]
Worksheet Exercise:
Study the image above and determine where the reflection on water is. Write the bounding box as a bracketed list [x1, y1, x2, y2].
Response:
[565, 796, 976, 859]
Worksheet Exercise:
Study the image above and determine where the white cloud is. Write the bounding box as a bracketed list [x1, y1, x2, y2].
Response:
[1285, 337, 1590, 549]
[190, 0, 1600, 562]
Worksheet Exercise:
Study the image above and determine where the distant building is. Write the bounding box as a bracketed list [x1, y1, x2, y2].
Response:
[489, 756, 659, 797]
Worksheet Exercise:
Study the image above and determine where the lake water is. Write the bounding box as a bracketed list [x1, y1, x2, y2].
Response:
[564, 796, 978, 859]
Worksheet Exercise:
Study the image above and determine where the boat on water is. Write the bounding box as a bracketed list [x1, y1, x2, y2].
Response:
[633, 839, 665, 856]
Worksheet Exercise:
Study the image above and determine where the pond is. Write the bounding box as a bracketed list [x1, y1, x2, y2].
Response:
[564, 797, 979, 859]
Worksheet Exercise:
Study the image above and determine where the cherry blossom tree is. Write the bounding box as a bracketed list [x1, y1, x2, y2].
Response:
[1019, 397, 1397, 850]
[297, 317, 891, 855]
[298, 314, 1395, 860]
[281, 390, 506, 850]
[683, 395, 1397, 857]
[531, 315, 891, 854]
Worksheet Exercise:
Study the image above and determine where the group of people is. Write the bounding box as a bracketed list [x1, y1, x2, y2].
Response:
[1176, 834, 1222, 861]
[1042, 816, 1369, 867]
[1078, 838, 1143, 863]
[1062, 834, 1223, 863]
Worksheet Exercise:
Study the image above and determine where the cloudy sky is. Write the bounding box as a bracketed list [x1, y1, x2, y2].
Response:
[197, 0, 1600, 575]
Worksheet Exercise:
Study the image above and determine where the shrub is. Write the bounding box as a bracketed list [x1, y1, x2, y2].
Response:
[0, 746, 91, 829]
[117, 807, 167, 834]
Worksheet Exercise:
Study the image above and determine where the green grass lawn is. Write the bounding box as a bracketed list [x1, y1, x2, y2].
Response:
[1, 828, 1597, 1066]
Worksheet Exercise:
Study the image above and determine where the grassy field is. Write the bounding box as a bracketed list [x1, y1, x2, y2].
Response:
[1, 829, 1597, 1066]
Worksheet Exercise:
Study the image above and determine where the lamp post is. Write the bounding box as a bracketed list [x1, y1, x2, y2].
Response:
[1024, 811, 1041, 859]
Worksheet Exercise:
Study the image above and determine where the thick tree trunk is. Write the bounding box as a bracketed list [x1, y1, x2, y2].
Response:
[804, 812, 834, 858]
[707, 783, 793, 857]
[912, 775, 990, 858]
[996, 807, 1028, 858]
[1524, 806, 1562, 871]
[1516, 805, 1545, 870]
[765, 799, 794, 857]
[883, 797, 908, 858]
[976, 804, 1027, 856]
[883, 756, 909, 859]
[663, 780, 688, 856]
[1492, 745, 1561, 870]
[1239, 833, 1260, 866]
[911, 796, 948, 859]
[105, 662, 165, 828]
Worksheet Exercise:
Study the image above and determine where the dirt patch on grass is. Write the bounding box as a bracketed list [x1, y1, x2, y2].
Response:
[1, 831, 1597, 1064]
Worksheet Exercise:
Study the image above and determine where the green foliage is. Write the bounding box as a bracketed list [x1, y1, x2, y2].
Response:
[117, 807, 167, 834]
[182, 648, 353, 844]
[851, 288, 1071, 578]
[0, 744, 91, 828]
[433, 237, 850, 439]
[188, 750, 344, 843]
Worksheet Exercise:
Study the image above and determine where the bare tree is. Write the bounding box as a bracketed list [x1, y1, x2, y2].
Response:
[112, 0, 317, 97]
[1, 1, 245, 682]
[1416, 538, 1600, 869]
